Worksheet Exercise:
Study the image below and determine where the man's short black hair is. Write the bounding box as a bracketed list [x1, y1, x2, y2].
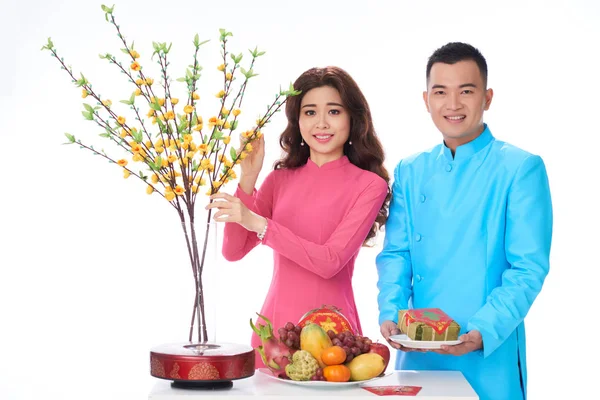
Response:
[426, 42, 488, 87]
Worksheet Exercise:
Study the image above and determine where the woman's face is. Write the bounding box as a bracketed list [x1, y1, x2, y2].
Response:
[298, 86, 351, 165]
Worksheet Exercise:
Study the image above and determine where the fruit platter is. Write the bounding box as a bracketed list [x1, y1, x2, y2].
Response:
[250, 306, 391, 385]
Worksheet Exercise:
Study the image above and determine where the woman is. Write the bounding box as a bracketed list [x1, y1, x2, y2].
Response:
[207, 66, 390, 366]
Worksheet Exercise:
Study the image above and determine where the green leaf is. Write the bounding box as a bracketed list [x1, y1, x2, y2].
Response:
[230, 147, 237, 161]
[64, 133, 76, 143]
[149, 101, 161, 111]
[213, 130, 224, 140]
[155, 156, 163, 169]
[231, 120, 238, 131]
[119, 99, 131, 105]
[132, 129, 143, 143]
[129, 92, 135, 104]
[99, 133, 111, 138]
[193, 33, 199, 47]
[192, 159, 199, 171]
[83, 103, 94, 113]
[198, 39, 210, 47]
[121, 48, 130, 54]
[166, 43, 172, 54]
[82, 111, 93, 120]
[176, 77, 186, 82]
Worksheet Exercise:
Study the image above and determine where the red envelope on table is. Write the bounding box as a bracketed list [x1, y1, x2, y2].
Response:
[362, 385, 422, 396]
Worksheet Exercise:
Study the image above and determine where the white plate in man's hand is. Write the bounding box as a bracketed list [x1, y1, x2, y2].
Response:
[389, 334, 461, 349]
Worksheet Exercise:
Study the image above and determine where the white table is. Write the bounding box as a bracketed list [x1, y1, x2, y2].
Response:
[149, 370, 478, 399]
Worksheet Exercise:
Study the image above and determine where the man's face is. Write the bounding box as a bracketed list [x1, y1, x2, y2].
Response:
[423, 60, 493, 149]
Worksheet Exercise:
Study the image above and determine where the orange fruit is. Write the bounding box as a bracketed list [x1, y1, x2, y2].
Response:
[323, 364, 351, 382]
[321, 345, 346, 366]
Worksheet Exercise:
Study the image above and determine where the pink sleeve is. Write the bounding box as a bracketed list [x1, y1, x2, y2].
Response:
[261, 178, 388, 279]
[221, 172, 275, 261]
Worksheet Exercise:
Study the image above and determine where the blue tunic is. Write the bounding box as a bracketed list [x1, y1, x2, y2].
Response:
[376, 125, 552, 400]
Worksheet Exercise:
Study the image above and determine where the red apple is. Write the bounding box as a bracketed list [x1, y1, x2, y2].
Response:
[368, 342, 391, 372]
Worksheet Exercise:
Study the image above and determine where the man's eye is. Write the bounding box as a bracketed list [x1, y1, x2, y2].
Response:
[434, 91, 445, 95]
[462, 90, 473, 94]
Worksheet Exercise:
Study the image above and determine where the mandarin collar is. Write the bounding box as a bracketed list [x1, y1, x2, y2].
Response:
[306, 155, 350, 171]
[442, 124, 494, 162]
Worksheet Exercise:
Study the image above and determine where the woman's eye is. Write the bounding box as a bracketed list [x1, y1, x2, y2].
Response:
[304, 110, 316, 116]
[329, 109, 340, 115]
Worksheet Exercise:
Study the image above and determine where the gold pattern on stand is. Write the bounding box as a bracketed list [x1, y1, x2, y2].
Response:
[169, 362, 181, 379]
[150, 357, 166, 378]
[188, 362, 220, 380]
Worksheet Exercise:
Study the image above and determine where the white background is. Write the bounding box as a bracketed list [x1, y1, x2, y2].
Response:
[1, 0, 599, 399]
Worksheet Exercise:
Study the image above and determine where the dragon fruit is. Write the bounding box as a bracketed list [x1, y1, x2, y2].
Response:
[250, 313, 296, 378]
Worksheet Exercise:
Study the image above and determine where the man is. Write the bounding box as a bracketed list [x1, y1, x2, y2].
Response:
[376, 42, 552, 400]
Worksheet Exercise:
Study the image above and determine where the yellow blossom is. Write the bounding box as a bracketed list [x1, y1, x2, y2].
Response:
[193, 124, 203, 131]
[134, 88, 142, 96]
[206, 189, 213, 196]
[132, 154, 143, 162]
[198, 144, 208, 154]
[147, 109, 155, 117]
[130, 50, 141, 59]
[146, 185, 153, 195]
[117, 116, 126, 125]
[145, 140, 153, 148]
[165, 111, 175, 120]
[171, 98, 179, 105]
[208, 117, 218, 126]
[130, 143, 142, 153]
[120, 129, 129, 139]
[168, 154, 177, 164]
[191, 185, 199, 193]
[225, 72, 232, 81]
[151, 174, 159, 184]
[221, 107, 230, 116]
[245, 143, 253, 152]
[183, 134, 192, 143]
[222, 136, 231, 145]
[136, 78, 144, 85]
[155, 138, 164, 147]
[81, 89, 88, 98]
[216, 119, 224, 127]
[224, 121, 231, 129]
[184, 105, 194, 114]
[239, 151, 248, 160]
[123, 169, 131, 179]
[182, 142, 189, 150]
[103, 99, 113, 107]
[155, 146, 164, 154]
[217, 64, 226, 71]
[117, 159, 128, 167]
[228, 169, 237, 179]
[161, 157, 168, 167]
[216, 90, 226, 98]
[192, 92, 200, 100]
[196, 116, 203, 124]
[212, 181, 222, 189]
[256, 118, 265, 127]
[232, 109, 241, 117]
[130, 61, 141, 71]
[174, 185, 185, 196]
[145, 78, 154, 85]
[165, 191, 176, 201]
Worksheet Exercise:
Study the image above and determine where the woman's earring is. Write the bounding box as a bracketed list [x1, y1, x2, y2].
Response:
[301, 139, 305, 146]
[348, 141, 352, 145]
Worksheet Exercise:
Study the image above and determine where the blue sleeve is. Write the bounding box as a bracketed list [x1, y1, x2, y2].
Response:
[467, 155, 553, 357]
[376, 161, 413, 324]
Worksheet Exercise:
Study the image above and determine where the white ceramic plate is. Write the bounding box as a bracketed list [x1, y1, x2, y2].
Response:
[389, 334, 462, 349]
[258, 368, 392, 387]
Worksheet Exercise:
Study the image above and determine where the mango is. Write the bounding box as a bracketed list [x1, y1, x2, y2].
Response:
[346, 353, 385, 381]
[300, 323, 333, 368]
